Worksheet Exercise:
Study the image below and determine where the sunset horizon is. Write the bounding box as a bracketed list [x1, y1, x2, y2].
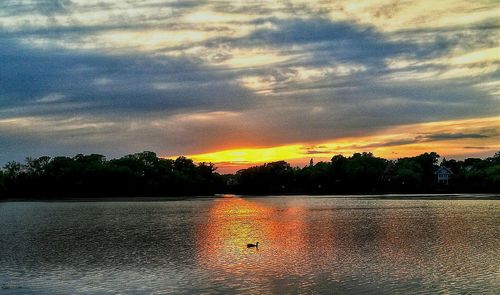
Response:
[178, 115, 500, 173]
[1, 2, 499, 294]
[1, 1, 499, 169]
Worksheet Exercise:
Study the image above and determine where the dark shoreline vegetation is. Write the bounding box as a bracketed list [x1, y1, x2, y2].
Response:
[0, 151, 499, 200]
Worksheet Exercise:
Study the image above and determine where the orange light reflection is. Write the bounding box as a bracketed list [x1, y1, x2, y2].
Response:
[195, 198, 311, 278]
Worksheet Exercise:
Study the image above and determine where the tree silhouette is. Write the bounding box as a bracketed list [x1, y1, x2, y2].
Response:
[1, 151, 499, 199]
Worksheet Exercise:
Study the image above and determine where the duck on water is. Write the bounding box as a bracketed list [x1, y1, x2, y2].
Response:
[247, 242, 259, 248]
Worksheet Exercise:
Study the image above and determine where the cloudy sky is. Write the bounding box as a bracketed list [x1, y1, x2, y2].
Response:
[1, 0, 499, 172]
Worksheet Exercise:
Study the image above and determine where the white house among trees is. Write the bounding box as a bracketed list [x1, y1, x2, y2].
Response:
[435, 166, 453, 184]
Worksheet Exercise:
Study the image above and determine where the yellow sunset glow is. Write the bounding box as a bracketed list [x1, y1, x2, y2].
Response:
[328, 0, 499, 32]
[178, 116, 500, 172]
[449, 47, 500, 65]
[188, 145, 307, 165]
[1, 0, 498, 168]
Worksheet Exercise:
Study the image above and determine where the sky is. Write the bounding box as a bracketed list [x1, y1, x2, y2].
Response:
[0, 0, 499, 173]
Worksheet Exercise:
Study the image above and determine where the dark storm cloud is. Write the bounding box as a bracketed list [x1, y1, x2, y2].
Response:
[231, 72, 499, 147]
[204, 18, 409, 68]
[203, 17, 497, 69]
[424, 133, 489, 140]
[0, 0, 71, 16]
[0, 1, 498, 163]
[463, 146, 491, 150]
[0, 0, 206, 16]
[303, 149, 335, 155]
[196, 19, 499, 145]
[0, 34, 255, 119]
[299, 132, 497, 156]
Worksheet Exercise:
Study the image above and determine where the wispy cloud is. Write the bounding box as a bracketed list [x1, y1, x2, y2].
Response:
[0, 1, 498, 165]
[184, 116, 500, 171]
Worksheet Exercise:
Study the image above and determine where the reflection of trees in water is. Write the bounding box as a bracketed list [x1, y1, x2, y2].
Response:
[429, 201, 500, 292]
[1, 199, 498, 293]
[195, 198, 500, 293]
[0, 202, 198, 273]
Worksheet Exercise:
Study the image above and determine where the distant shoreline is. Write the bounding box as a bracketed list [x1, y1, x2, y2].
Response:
[0, 195, 218, 202]
[2, 193, 499, 202]
[2, 151, 499, 198]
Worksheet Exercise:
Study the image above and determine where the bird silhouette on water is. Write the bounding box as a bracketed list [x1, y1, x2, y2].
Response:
[247, 242, 259, 248]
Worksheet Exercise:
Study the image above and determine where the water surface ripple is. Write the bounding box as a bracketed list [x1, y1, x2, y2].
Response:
[0, 196, 499, 294]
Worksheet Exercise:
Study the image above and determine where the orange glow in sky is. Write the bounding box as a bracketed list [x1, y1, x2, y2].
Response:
[1, 1, 498, 164]
[172, 116, 500, 173]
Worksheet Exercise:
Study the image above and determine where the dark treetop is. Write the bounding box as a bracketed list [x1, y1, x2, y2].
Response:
[1, 151, 499, 199]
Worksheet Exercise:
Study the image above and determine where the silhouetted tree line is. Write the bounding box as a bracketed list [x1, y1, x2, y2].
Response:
[229, 152, 500, 194]
[0, 151, 224, 199]
[1, 151, 499, 199]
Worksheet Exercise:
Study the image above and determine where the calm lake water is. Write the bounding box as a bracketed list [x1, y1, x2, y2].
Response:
[0, 196, 499, 294]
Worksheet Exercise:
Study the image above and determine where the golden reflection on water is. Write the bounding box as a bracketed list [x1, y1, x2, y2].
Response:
[195, 197, 311, 277]
[0, 199, 498, 294]
[194, 198, 500, 293]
